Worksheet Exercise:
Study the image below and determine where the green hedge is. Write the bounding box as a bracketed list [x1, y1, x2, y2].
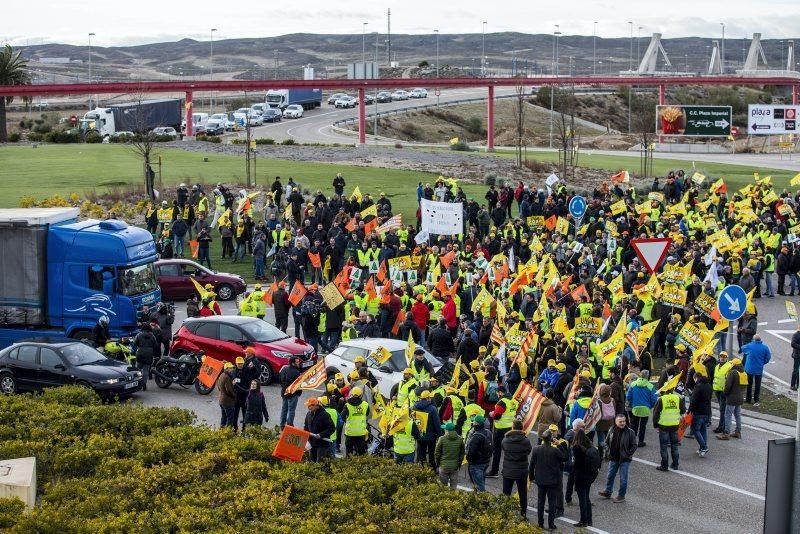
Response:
[0, 387, 535, 532]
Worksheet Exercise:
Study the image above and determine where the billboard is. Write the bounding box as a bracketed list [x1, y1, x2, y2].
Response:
[748, 104, 800, 135]
[656, 105, 732, 136]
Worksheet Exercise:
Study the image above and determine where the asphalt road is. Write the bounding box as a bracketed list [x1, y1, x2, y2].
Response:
[131, 288, 797, 534]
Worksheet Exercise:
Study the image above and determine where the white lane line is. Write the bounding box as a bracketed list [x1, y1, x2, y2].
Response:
[777, 319, 796, 324]
[758, 321, 769, 326]
[630, 458, 765, 501]
[456, 485, 610, 534]
[764, 370, 792, 388]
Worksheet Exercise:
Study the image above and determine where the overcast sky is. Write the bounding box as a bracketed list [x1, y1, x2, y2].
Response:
[2, 0, 799, 47]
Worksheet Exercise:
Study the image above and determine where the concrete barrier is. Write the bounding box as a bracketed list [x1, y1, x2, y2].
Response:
[0, 457, 36, 510]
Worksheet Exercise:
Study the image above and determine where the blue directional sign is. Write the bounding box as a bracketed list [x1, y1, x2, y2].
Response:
[569, 195, 587, 219]
[717, 285, 747, 322]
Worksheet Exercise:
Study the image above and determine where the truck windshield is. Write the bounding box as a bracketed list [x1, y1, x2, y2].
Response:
[266, 95, 281, 103]
[119, 263, 158, 296]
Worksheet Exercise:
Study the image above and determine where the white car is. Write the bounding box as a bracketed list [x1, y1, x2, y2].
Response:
[283, 104, 304, 118]
[334, 95, 357, 108]
[327, 92, 348, 105]
[151, 127, 177, 138]
[409, 88, 428, 98]
[325, 338, 447, 399]
[210, 113, 234, 131]
[391, 90, 410, 101]
[246, 112, 264, 126]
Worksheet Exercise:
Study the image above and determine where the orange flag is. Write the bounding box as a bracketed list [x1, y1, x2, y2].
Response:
[272, 425, 311, 462]
[509, 270, 530, 295]
[380, 279, 393, 304]
[602, 301, 612, 321]
[435, 275, 448, 295]
[345, 218, 356, 232]
[189, 240, 199, 259]
[569, 283, 589, 303]
[440, 251, 456, 270]
[197, 357, 224, 389]
[288, 281, 307, 306]
[364, 276, 378, 301]
[391, 309, 406, 335]
[263, 282, 278, 305]
[544, 215, 557, 231]
[364, 218, 378, 234]
[560, 274, 573, 293]
[377, 261, 388, 284]
[334, 269, 350, 294]
[308, 251, 322, 269]
[448, 281, 460, 298]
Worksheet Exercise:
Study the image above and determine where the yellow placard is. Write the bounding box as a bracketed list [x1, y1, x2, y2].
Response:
[660, 283, 687, 308]
[610, 199, 627, 215]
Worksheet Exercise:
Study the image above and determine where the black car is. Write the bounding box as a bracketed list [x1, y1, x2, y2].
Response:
[364, 93, 375, 105]
[262, 109, 283, 123]
[376, 91, 393, 103]
[0, 338, 144, 397]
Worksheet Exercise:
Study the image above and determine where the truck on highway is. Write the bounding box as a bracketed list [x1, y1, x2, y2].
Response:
[0, 208, 162, 349]
[265, 89, 322, 111]
[80, 99, 183, 138]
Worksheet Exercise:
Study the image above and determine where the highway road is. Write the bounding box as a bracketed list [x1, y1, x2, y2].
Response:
[132, 283, 798, 534]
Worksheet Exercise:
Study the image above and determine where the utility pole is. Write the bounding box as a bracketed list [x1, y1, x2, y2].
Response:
[88, 32, 95, 109]
[481, 21, 487, 76]
[637, 26, 642, 67]
[628, 21, 633, 134]
[374, 33, 379, 140]
[210, 28, 217, 112]
[386, 8, 391, 67]
[549, 25, 561, 149]
[593, 22, 597, 75]
[720, 22, 726, 73]
[434, 29, 440, 77]
[362, 22, 368, 63]
[274, 50, 278, 79]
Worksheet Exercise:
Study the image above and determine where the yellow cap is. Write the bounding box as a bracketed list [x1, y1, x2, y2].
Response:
[326, 383, 336, 393]
[348, 370, 359, 380]
[403, 368, 413, 375]
[254, 283, 262, 290]
[556, 363, 566, 372]
[351, 387, 363, 397]
[675, 344, 686, 351]
[235, 357, 245, 364]
[420, 390, 433, 399]
[223, 362, 234, 369]
[730, 357, 742, 366]
[469, 360, 480, 369]
[547, 359, 556, 367]
[354, 355, 366, 363]
[317, 396, 329, 406]
[548, 424, 559, 432]
[479, 346, 487, 353]
[335, 373, 344, 380]
[580, 370, 591, 378]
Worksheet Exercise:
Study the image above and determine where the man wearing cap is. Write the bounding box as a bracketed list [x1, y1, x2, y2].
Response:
[341, 386, 371, 456]
[717, 357, 746, 440]
[538, 359, 560, 392]
[413, 390, 443, 470]
[392, 412, 421, 464]
[234, 349, 262, 430]
[411, 348, 435, 382]
[487, 384, 518, 478]
[217, 362, 237, 430]
[435, 422, 465, 489]
[652, 382, 686, 472]
[278, 356, 303, 429]
[529, 427, 569, 529]
[304, 397, 335, 462]
[353, 355, 378, 388]
[712, 351, 732, 433]
[626, 370, 658, 447]
[392, 368, 419, 410]
[465, 414, 492, 491]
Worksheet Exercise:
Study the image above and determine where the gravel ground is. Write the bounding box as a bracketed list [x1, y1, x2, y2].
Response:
[166, 142, 647, 191]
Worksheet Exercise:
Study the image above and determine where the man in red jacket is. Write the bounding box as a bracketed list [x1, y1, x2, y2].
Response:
[411, 294, 430, 344]
[442, 294, 458, 334]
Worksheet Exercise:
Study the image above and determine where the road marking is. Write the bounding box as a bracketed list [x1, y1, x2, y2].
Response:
[777, 319, 795, 324]
[630, 458, 765, 501]
[758, 321, 770, 325]
[456, 485, 610, 533]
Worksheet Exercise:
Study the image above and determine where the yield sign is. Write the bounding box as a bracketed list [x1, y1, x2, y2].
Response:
[630, 237, 672, 273]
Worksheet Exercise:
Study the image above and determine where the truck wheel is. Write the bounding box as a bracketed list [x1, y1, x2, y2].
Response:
[70, 330, 92, 342]
[0, 373, 17, 394]
[216, 283, 234, 301]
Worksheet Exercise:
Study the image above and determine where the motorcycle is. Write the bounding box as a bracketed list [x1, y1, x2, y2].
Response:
[103, 338, 136, 366]
[152, 351, 214, 395]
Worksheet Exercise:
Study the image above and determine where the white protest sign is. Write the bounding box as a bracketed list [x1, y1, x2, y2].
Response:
[420, 199, 463, 236]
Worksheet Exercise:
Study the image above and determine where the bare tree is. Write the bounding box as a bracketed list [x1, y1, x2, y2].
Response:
[127, 95, 159, 200]
[553, 88, 578, 180]
[512, 85, 526, 167]
[631, 95, 657, 178]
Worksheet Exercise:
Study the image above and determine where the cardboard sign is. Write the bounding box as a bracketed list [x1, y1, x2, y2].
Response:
[388, 256, 412, 271]
[272, 425, 311, 462]
[575, 317, 603, 336]
[660, 283, 687, 308]
[648, 191, 665, 203]
[694, 292, 717, 318]
[197, 357, 224, 389]
[318, 283, 344, 310]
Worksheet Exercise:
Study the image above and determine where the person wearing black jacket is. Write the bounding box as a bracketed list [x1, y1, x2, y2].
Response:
[322, 302, 345, 353]
[791, 326, 800, 391]
[243, 380, 269, 431]
[600, 414, 638, 502]
[332, 173, 346, 196]
[689, 370, 713, 456]
[571, 428, 601, 528]
[529, 429, 569, 530]
[427, 319, 455, 360]
[501, 420, 532, 518]
[399, 312, 423, 343]
[92, 316, 110, 348]
[304, 397, 335, 461]
[278, 356, 302, 428]
[133, 323, 159, 391]
[273, 283, 291, 333]
[456, 329, 479, 365]
[465, 415, 492, 491]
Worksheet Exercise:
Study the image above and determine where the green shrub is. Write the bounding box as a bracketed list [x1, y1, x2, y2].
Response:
[464, 116, 483, 135]
[281, 138, 296, 145]
[44, 131, 81, 143]
[450, 140, 472, 152]
[154, 134, 176, 142]
[203, 135, 222, 143]
[0, 387, 535, 532]
[84, 131, 103, 144]
[255, 138, 275, 145]
[32, 123, 52, 134]
[26, 132, 43, 142]
[484, 174, 497, 186]
[7, 132, 20, 142]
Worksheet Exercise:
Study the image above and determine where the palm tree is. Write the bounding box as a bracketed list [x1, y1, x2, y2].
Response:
[0, 45, 31, 142]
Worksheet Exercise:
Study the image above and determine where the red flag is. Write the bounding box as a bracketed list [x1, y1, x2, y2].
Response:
[288, 281, 307, 306]
[391, 309, 406, 335]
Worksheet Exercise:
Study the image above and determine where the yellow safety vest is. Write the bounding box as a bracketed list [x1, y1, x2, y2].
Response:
[158, 208, 172, 223]
[324, 407, 339, 428]
[397, 378, 418, 408]
[250, 291, 266, 316]
[494, 398, 519, 429]
[713, 361, 732, 392]
[412, 362, 431, 382]
[658, 393, 681, 427]
[344, 401, 370, 436]
[429, 300, 444, 322]
[357, 249, 371, 267]
[447, 394, 464, 424]
[239, 300, 258, 317]
[462, 403, 484, 438]
[393, 420, 416, 455]
[198, 196, 209, 214]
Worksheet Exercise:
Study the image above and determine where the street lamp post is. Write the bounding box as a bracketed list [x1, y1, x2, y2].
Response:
[481, 21, 487, 76]
[549, 26, 561, 149]
[720, 22, 726, 73]
[628, 21, 633, 133]
[210, 28, 217, 111]
[362, 22, 368, 63]
[434, 29, 440, 77]
[593, 22, 597, 75]
[638, 26, 642, 67]
[88, 32, 95, 109]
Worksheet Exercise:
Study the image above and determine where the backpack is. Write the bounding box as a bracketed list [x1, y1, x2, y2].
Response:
[600, 399, 616, 421]
[586, 445, 602, 475]
[485, 380, 500, 404]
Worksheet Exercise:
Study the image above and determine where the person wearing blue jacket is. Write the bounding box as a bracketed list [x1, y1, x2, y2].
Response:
[538, 359, 560, 391]
[741, 335, 772, 405]
[413, 390, 443, 470]
[626, 370, 659, 447]
[569, 386, 594, 428]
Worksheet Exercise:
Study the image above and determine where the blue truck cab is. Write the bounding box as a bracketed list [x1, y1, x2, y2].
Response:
[0, 208, 161, 348]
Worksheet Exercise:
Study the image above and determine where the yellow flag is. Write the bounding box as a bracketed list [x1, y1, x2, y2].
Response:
[405, 332, 415, 367]
[555, 217, 570, 236]
[607, 273, 623, 294]
[190, 277, 211, 300]
[533, 292, 549, 322]
[373, 346, 392, 365]
[360, 204, 378, 219]
[217, 208, 231, 228]
[658, 373, 681, 394]
[790, 173, 800, 187]
[563, 327, 576, 349]
[610, 199, 626, 215]
[351, 186, 363, 203]
[412, 410, 429, 433]
[449, 357, 462, 388]
[283, 203, 292, 221]
[637, 320, 661, 345]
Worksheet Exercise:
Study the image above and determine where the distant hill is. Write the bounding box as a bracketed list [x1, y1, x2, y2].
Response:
[19, 32, 799, 83]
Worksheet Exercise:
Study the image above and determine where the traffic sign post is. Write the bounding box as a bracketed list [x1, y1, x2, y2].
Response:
[748, 104, 800, 135]
[568, 195, 587, 229]
[656, 105, 732, 137]
[718, 284, 748, 358]
[630, 237, 672, 274]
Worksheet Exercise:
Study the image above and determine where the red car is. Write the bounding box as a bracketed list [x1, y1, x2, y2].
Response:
[155, 259, 246, 301]
[169, 316, 316, 385]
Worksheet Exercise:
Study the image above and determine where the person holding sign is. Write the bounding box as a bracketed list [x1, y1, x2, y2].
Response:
[303, 397, 335, 462]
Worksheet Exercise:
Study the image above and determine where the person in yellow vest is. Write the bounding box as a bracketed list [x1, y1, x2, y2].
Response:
[341, 386, 371, 456]
[392, 414, 421, 464]
[239, 292, 259, 317]
[392, 368, 419, 411]
[486, 384, 519, 477]
[157, 200, 172, 233]
[248, 283, 267, 319]
[440, 388, 464, 425]
[457, 390, 486, 438]
[717, 357, 747, 440]
[317, 396, 341, 457]
[711, 351, 732, 434]
[652, 385, 685, 472]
